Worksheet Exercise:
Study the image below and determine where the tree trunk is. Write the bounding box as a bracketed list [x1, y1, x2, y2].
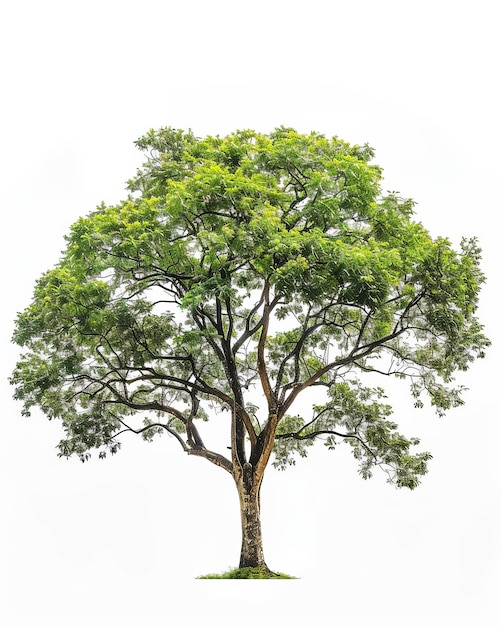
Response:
[236, 466, 268, 570]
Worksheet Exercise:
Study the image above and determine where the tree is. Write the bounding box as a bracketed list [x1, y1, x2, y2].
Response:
[10, 127, 489, 575]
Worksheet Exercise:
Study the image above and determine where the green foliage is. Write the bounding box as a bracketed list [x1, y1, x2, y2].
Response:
[10, 125, 489, 491]
[274, 382, 432, 488]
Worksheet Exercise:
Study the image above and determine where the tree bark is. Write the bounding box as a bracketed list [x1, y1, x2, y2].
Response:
[236, 463, 268, 570]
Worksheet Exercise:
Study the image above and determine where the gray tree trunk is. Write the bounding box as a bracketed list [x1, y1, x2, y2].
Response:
[236, 464, 268, 570]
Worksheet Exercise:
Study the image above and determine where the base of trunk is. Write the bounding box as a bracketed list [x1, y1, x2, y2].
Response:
[239, 556, 270, 569]
[197, 566, 296, 579]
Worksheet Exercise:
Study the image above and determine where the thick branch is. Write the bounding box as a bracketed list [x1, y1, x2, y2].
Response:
[254, 409, 279, 482]
[186, 448, 233, 474]
[186, 392, 205, 449]
[257, 280, 276, 409]
[111, 419, 233, 474]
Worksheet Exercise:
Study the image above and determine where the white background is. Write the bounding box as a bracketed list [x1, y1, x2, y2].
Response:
[1, 1, 499, 624]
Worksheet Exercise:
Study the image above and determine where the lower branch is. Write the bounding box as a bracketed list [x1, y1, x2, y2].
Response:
[112, 419, 189, 450]
[111, 420, 233, 474]
[187, 448, 233, 474]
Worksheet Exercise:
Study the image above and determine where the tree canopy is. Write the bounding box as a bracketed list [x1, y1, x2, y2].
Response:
[11, 126, 489, 492]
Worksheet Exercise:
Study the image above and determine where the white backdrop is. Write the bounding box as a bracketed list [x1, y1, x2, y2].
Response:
[1, 1, 499, 624]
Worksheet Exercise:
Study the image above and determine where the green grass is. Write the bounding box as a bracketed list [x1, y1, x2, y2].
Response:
[197, 566, 297, 579]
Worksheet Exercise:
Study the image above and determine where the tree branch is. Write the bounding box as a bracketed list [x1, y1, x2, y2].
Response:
[281, 327, 407, 417]
[257, 280, 276, 409]
[111, 418, 232, 474]
[275, 428, 379, 463]
[112, 418, 188, 451]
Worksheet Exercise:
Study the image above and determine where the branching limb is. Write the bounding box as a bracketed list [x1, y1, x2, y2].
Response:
[186, 391, 205, 449]
[111, 418, 233, 474]
[281, 327, 407, 417]
[257, 280, 276, 409]
[186, 448, 233, 474]
[112, 418, 189, 452]
[275, 428, 377, 460]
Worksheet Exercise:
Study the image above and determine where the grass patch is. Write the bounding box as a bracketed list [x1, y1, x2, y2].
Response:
[197, 566, 297, 579]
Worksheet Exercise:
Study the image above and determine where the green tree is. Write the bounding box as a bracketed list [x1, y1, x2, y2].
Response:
[11, 127, 489, 575]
